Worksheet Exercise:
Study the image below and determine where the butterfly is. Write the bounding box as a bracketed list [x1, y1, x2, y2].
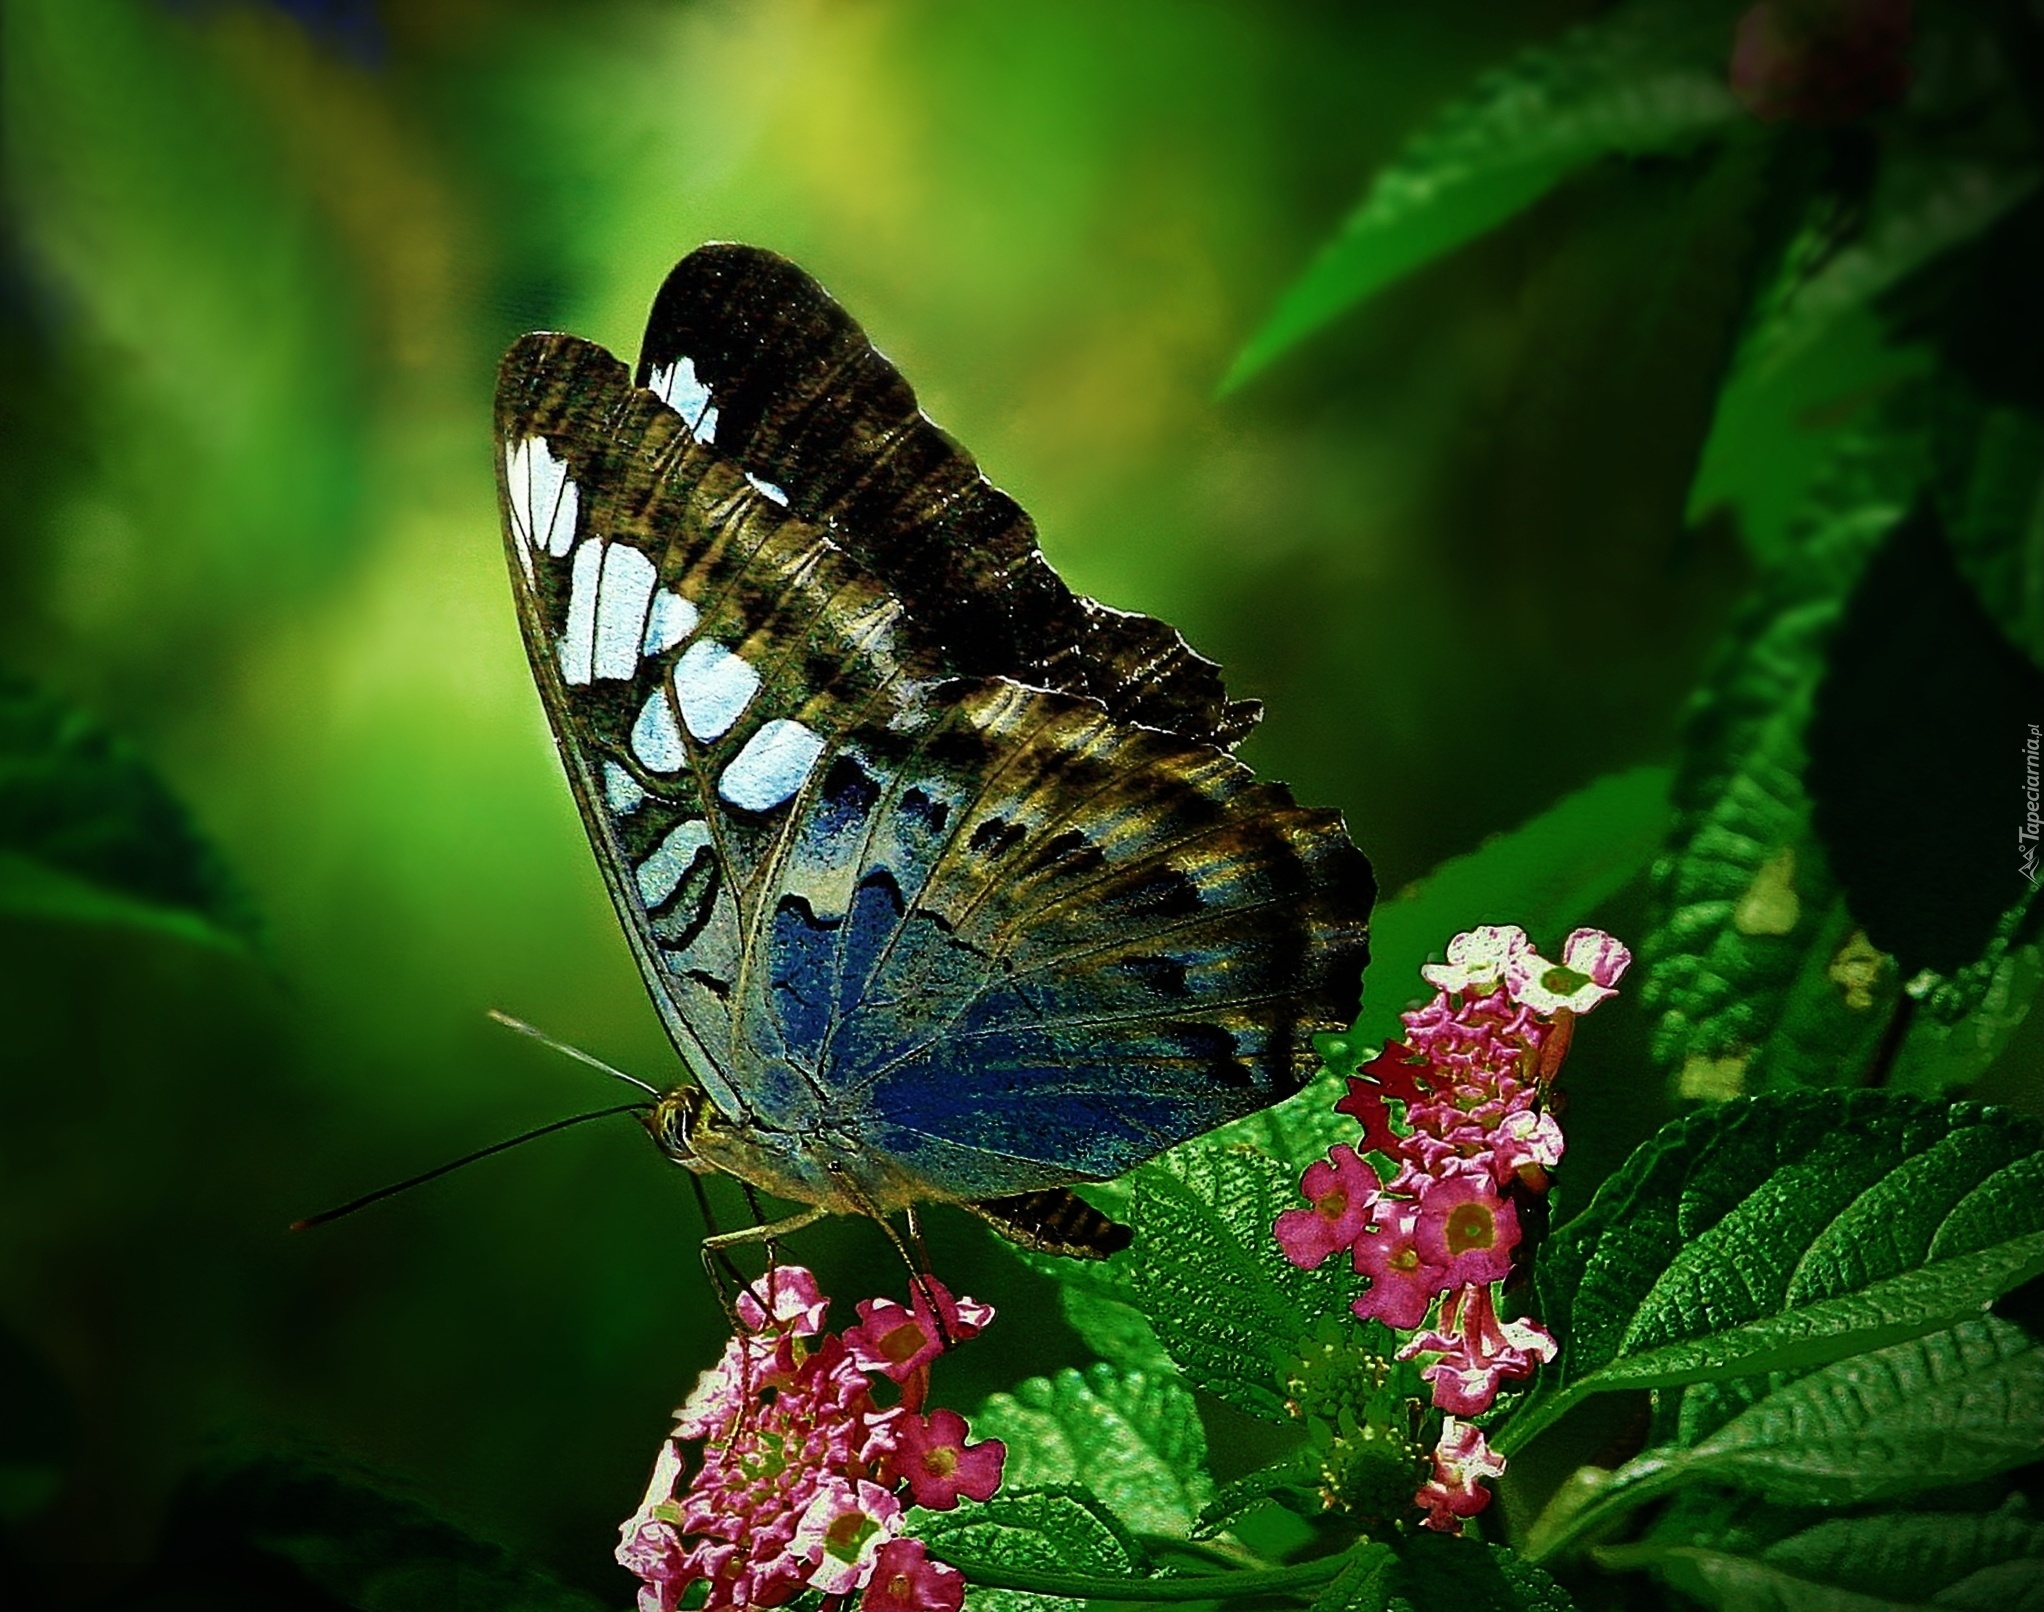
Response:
[493, 245, 1374, 1258]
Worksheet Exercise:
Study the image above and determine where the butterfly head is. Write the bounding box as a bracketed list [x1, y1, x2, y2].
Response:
[641, 1084, 716, 1172]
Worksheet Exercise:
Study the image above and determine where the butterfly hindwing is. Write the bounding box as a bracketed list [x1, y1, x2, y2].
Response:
[494, 259, 1374, 1217]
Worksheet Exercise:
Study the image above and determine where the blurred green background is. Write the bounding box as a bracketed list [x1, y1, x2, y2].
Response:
[2, 0, 2036, 1603]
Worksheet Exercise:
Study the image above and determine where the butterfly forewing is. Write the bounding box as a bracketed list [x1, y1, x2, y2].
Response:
[634, 246, 1261, 750]
[494, 246, 1374, 1218]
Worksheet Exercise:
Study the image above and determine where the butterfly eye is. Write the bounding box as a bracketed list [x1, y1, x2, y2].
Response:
[644, 1091, 697, 1165]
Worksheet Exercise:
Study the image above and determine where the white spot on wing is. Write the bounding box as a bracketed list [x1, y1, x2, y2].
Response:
[504, 439, 536, 581]
[635, 820, 712, 908]
[514, 434, 576, 558]
[631, 687, 685, 774]
[559, 537, 604, 686]
[719, 720, 825, 812]
[594, 543, 657, 680]
[745, 472, 789, 507]
[650, 357, 718, 442]
[604, 761, 647, 815]
[643, 588, 698, 656]
[672, 640, 759, 742]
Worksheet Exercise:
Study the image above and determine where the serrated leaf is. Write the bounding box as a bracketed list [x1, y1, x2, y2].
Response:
[1631, 1491, 2044, 1612]
[1509, 1093, 2044, 1452]
[1215, 766, 1671, 1168]
[912, 1486, 1147, 1612]
[1309, 1543, 1397, 1612]
[1594, 1315, 2044, 1514]
[0, 673, 263, 955]
[1225, 0, 1741, 388]
[1193, 1453, 1322, 1540]
[1931, 401, 2044, 669]
[1384, 1534, 1578, 1612]
[1744, 160, 2040, 384]
[1645, 420, 1925, 1096]
[1125, 1143, 1356, 1422]
[973, 1363, 1211, 1538]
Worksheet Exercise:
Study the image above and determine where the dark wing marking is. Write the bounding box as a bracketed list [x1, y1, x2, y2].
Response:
[495, 330, 954, 1123]
[632, 243, 1261, 750]
[751, 678, 1373, 1199]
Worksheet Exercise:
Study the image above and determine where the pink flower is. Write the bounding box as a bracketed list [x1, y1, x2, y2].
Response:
[736, 1264, 832, 1337]
[618, 1268, 1001, 1612]
[1398, 1283, 1558, 1416]
[1416, 1417, 1507, 1534]
[1413, 1170, 1519, 1289]
[1275, 1145, 1382, 1269]
[1348, 1200, 1450, 1331]
[1420, 925, 1533, 997]
[874, 1406, 1007, 1510]
[1508, 927, 1632, 1015]
[862, 1538, 966, 1612]
[617, 1440, 692, 1612]
[794, 1478, 904, 1596]
[846, 1278, 995, 1389]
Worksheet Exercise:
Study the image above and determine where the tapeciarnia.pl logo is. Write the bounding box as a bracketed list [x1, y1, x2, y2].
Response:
[2023, 722, 2041, 886]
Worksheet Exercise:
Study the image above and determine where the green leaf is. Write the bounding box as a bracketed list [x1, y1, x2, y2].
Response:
[1744, 160, 2040, 385]
[1931, 400, 2044, 669]
[1384, 1534, 1578, 1612]
[1125, 1142, 1356, 1422]
[973, 1363, 1212, 1538]
[913, 1486, 1147, 1612]
[1644, 423, 1922, 1096]
[1589, 1315, 2044, 1516]
[1623, 1491, 2044, 1612]
[1192, 1454, 1322, 1540]
[1224, 0, 1741, 389]
[1215, 765, 1671, 1168]
[158, 1451, 605, 1612]
[1309, 1543, 1398, 1612]
[1055, 1282, 1176, 1379]
[1509, 1093, 2044, 1452]
[0, 673, 263, 955]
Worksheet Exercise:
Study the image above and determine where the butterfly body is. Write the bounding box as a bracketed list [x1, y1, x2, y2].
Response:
[495, 246, 1373, 1252]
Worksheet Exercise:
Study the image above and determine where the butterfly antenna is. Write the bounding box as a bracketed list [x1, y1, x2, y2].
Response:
[289, 1102, 648, 1231]
[485, 1008, 661, 1096]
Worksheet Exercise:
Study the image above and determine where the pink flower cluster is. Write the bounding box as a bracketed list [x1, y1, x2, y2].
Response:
[1274, 925, 1629, 1532]
[618, 1266, 1005, 1612]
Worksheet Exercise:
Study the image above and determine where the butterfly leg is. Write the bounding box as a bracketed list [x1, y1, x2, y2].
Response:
[900, 1203, 955, 1352]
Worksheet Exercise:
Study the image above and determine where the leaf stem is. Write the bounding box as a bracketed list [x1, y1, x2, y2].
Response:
[939, 1554, 1345, 1603]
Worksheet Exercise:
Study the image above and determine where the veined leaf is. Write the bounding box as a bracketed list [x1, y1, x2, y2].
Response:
[1509, 1093, 2044, 1452]
[972, 1363, 1211, 1538]
[1578, 1315, 2043, 1522]
[0, 674, 262, 955]
[1744, 160, 2039, 384]
[1644, 421, 1920, 1096]
[1622, 1491, 2044, 1612]
[1383, 1534, 1578, 1612]
[1126, 1143, 1357, 1422]
[1225, 0, 1741, 389]
[911, 1486, 1146, 1612]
